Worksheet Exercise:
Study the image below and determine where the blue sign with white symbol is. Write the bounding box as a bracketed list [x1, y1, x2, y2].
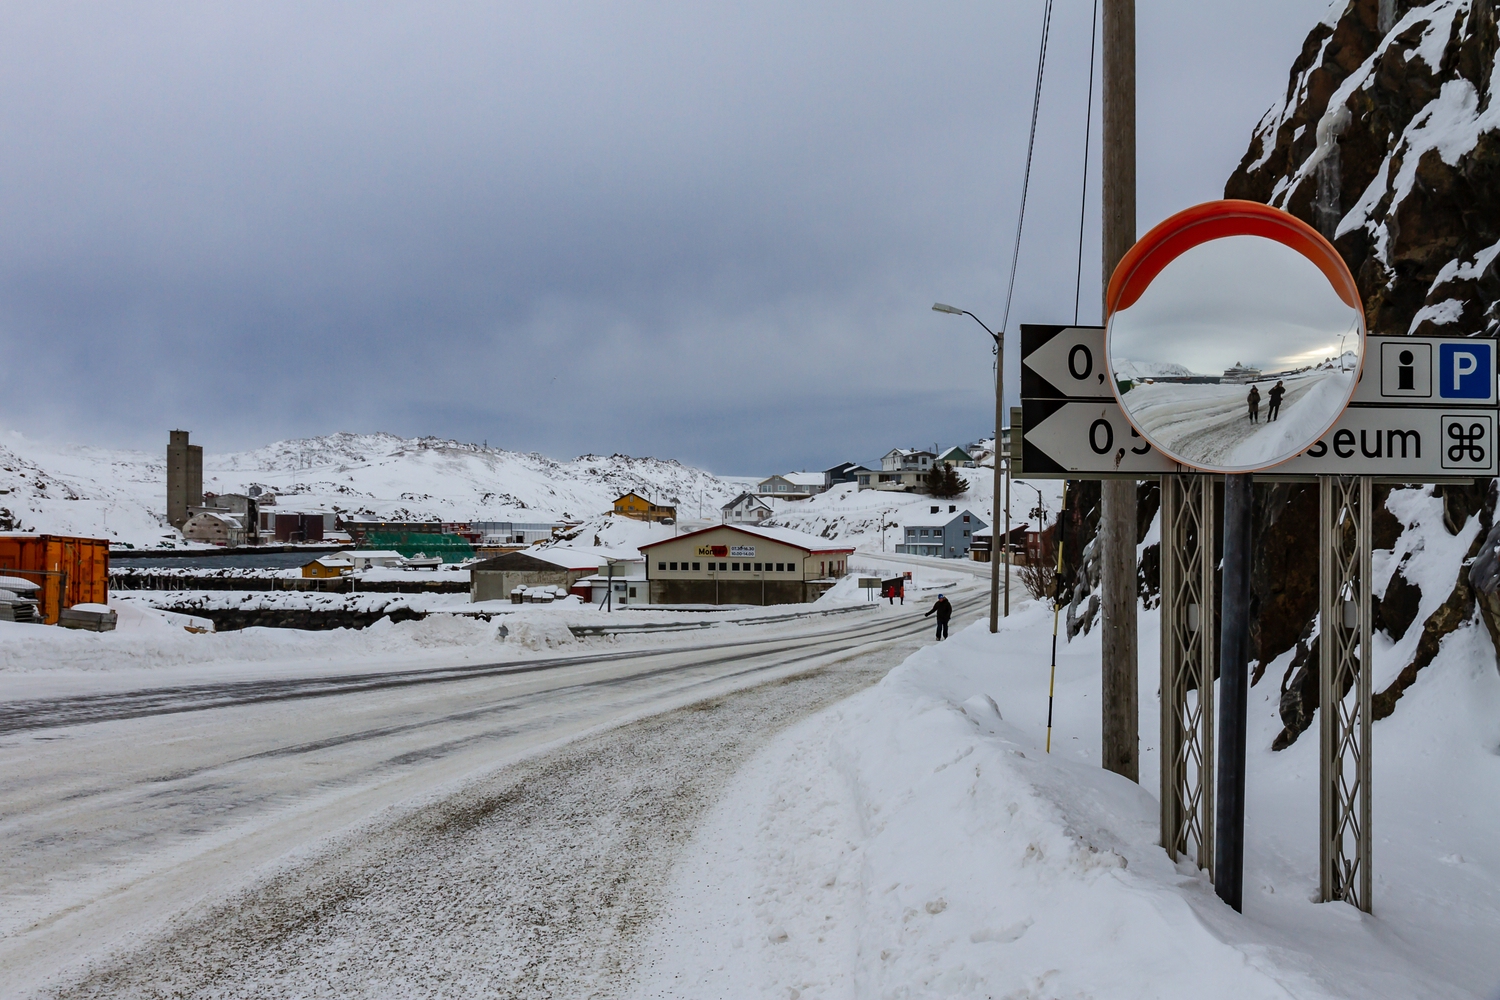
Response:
[1439, 342, 1492, 399]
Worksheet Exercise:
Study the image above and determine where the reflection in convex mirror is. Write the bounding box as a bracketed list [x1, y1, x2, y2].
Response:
[1105, 201, 1365, 473]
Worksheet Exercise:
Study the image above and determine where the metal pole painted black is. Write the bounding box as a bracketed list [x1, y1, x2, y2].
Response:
[1214, 472, 1253, 911]
[1045, 481, 1070, 753]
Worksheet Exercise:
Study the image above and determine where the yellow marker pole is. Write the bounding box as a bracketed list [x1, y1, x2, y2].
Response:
[1046, 481, 1069, 753]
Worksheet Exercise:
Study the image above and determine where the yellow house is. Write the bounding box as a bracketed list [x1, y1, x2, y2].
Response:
[612, 491, 677, 523]
[302, 556, 353, 579]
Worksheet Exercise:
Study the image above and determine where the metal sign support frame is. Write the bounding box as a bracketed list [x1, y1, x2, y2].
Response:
[1159, 473, 1216, 871]
[1319, 474, 1374, 912]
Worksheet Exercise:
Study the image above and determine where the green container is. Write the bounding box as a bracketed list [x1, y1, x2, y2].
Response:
[360, 532, 474, 563]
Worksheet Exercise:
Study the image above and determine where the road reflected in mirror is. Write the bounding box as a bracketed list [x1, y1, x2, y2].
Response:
[1107, 234, 1363, 472]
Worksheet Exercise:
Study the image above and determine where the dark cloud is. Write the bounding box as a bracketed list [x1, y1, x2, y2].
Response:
[0, 0, 1327, 472]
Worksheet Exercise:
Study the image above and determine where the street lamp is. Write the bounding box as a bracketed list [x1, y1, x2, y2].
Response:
[1016, 481, 1048, 526]
[933, 302, 1009, 630]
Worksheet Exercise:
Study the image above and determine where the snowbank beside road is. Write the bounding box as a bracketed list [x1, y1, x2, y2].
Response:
[634, 601, 1500, 998]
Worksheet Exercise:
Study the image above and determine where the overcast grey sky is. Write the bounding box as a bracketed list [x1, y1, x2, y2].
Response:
[1111, 235, 1362, 375]
[0, 1, 1329, 473]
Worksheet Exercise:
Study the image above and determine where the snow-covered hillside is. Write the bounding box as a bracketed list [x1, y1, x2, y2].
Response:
[0, 429, 742, 548]
[762, 471, 1063, 552]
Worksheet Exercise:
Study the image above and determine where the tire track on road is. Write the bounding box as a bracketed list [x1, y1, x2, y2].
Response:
[45, 655, 900, 1000]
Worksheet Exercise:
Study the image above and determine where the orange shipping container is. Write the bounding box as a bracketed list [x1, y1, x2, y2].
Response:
[0, 534, 110, 625]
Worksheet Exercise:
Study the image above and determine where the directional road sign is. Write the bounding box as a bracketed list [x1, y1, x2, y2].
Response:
[1019, 325, 1497, 478]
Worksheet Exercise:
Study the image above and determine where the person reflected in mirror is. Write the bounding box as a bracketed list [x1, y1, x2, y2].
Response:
[1247, 384, 1261, 423]
[924, 593, 952, 640]
[1267, 380, 1285, 421]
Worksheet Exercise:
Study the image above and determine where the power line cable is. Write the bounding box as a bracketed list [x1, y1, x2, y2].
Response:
[1074, 0, 1100, 325]
[998, 0, 1055, 339]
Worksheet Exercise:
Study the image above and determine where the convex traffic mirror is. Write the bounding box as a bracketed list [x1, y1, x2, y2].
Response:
[1105, 200, 1366, 473]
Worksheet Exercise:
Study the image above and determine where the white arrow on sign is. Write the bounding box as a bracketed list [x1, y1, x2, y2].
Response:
[1021, 400, 1177, 475]
[1021, 327, 1494, 406]
[1021, 400, 1497, 477]
[1020, 325, 1110, 399]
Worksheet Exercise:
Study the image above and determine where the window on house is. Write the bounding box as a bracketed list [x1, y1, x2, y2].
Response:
[930, 506, 939, 514]
[963, 531, 969, 537]
[950, 506, 957, 513]
[660, 562, 667, 570]
[754, 563, 762, 571]
[629, 587, 637, 597]
[692, 562, 701, 570]
[963, 515, 970, 522]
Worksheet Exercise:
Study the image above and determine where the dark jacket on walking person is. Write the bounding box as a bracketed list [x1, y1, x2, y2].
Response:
[925, 594, 952, 640]
[1247, 384, 1261, 423]
[1267, 380, 1285, 420]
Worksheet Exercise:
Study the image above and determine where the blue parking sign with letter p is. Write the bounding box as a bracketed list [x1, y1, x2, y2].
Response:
[1439, 342, 1493, 399]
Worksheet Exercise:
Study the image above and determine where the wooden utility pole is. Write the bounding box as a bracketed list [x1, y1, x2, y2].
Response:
[1100, 0, 1139, 782]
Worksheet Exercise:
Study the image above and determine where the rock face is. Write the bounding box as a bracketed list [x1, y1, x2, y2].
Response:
[1222, 0, 1500, 747]
[1227, 0, 1500, 340]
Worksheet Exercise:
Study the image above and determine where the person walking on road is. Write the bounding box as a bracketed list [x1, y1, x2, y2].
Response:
[1247, 384, 1261, 423]
[925, 593, 952, 640]
[1267, 380, 1285, 422]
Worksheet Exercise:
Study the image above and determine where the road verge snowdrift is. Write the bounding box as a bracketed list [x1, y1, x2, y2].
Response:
[633, 603, 1499, 998]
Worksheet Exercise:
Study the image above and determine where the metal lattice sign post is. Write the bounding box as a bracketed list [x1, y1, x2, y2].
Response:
[1159, 473, 1215, 871]
[1319, 475, 1374, 911]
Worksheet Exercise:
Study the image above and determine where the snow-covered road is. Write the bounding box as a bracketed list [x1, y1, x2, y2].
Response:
[2, 587, 985, 998]
[1124, 369, 1350, 468]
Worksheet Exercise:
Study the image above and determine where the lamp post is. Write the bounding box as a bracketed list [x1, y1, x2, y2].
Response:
[933, 302, 1008, 629]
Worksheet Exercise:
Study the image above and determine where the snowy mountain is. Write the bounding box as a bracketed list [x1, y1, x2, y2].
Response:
[1111, 359, 1198, 380]
[0, 429, 742, 548]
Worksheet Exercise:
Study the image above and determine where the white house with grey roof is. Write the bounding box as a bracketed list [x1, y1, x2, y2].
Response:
[895, 506, 987, 559]
[722, 492, 775, 523]
[756, 472, 829, 499]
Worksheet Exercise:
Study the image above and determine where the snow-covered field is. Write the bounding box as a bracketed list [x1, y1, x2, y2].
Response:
[632, 599, 1500, 999]
[1120, 368, 1353, 469]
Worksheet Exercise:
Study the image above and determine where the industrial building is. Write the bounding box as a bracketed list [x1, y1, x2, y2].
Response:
[181, 510, 247, 546]
[166, 430, 203, 528]
[640, 525, 853, 606]
[470, 547, 604, 602]
[342, 517, 445, 546]
[192, 493, 261, 543]
[468, 521, 566, 547]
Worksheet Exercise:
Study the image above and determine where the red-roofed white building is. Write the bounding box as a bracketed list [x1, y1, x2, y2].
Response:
[640, 524, 853, 606]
